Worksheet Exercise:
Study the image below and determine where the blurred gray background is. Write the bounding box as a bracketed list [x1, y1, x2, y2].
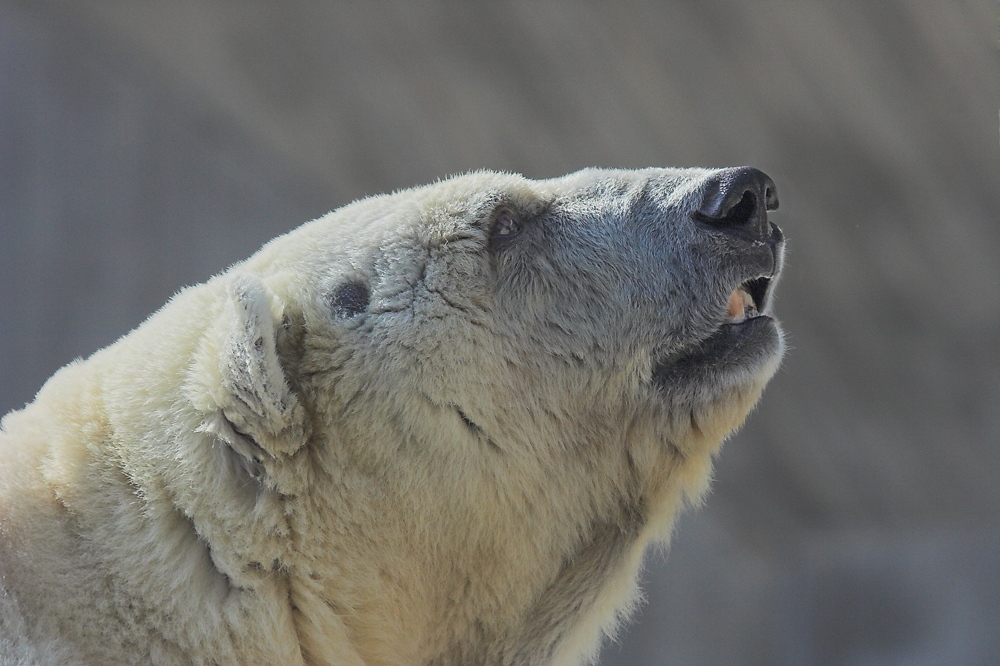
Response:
[2, 2, 998, 664]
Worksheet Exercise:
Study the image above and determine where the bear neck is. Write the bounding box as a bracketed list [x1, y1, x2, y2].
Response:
[275, 413, 695, 665]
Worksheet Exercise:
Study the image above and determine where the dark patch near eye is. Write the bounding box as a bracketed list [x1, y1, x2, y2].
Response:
[330, 282, 369, 318]
[489, 206, 522, 243]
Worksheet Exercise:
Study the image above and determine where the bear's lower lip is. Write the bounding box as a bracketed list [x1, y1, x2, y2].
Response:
[651, 316, 781, 390]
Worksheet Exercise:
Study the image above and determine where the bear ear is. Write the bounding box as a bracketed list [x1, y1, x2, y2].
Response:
[192, 273, 309, 463]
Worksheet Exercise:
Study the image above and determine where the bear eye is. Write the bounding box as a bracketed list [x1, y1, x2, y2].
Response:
[490, 207, 522, 240]
[330, 282, 369, 318]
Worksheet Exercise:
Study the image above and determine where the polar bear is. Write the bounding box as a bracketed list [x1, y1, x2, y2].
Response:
[0, 167, 784, 665]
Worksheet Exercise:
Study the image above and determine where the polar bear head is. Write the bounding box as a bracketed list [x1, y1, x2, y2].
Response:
[3, 167, 782, 664]
[184, 167, 784, 664]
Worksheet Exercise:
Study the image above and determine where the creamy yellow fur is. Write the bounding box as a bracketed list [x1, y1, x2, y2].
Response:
[0, 168, 783, 665]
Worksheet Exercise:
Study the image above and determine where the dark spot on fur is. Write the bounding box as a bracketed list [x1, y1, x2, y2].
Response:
[456, 407, 502, 452]
[457, 409, 478, 431]
[330, 282, 369, 318]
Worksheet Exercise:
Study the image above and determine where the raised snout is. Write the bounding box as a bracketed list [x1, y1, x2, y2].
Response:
[692, 167, 779, 243]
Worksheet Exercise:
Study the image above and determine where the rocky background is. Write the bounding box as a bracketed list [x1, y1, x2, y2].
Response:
[2, 2, 998, 664]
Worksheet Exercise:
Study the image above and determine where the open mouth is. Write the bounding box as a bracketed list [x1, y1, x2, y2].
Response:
[650, 272, 781, 390]
[724, 276, 771, 324]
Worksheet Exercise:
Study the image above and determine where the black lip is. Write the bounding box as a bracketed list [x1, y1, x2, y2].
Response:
[652, 316, 780, 389]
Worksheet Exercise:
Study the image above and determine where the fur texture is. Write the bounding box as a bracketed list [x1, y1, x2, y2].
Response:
[0, 168, 784, 665]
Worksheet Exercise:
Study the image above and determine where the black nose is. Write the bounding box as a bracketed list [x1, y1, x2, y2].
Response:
[691, 167, 778, 238]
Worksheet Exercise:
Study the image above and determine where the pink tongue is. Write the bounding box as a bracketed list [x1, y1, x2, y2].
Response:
[727, 289, 743, 319]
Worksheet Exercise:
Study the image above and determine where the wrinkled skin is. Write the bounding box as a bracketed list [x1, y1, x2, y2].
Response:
[0, 168, 784, 665]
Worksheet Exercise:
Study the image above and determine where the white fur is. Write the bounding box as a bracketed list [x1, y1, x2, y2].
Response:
[0, 168, 783, 664]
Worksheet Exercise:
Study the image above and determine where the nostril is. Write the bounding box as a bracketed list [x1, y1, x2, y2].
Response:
[709, 190, 756, 227]
[691, 187, 757, 227]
